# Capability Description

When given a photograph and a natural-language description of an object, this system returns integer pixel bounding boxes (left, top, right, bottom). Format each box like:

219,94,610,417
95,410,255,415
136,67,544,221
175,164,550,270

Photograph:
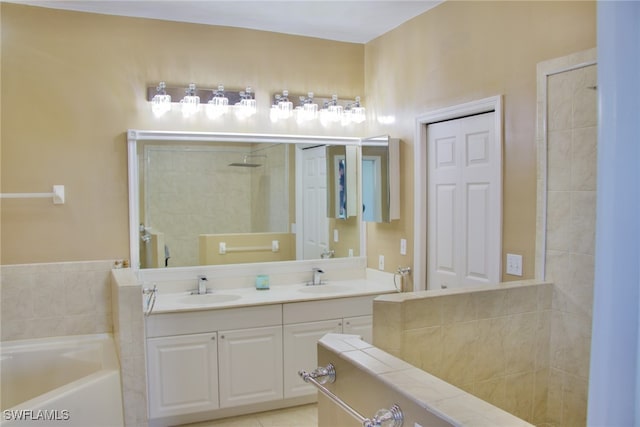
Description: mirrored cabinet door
361,136,399,223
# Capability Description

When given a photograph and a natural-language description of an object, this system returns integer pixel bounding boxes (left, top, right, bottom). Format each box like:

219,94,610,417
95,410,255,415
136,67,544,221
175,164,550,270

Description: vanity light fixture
206,85,229,119
234,87,257,119
151,82,171,117
180,83,200,117
269,91,363,125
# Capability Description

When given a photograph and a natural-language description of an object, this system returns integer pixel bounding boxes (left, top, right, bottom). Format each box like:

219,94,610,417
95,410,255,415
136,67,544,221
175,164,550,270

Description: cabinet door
218,325,283,408
283,319,343,398
343,315,373,343
147,332,218,418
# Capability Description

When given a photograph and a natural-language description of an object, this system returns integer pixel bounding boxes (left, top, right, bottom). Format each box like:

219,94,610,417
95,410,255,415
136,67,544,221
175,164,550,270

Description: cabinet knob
211,336,216,340
221,335,225,339
346,321,351,325
338,322,342,326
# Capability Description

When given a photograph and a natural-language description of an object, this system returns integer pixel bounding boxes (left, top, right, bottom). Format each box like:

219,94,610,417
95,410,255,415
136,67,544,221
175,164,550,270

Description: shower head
228,155,264,167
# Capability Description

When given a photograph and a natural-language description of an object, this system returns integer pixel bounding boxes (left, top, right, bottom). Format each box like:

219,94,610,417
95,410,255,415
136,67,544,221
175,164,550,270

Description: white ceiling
7,0,443,44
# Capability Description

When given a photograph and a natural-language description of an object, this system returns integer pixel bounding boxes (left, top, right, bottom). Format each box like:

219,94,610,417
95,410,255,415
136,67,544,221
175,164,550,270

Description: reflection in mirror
128,131,361,270
326,145,357,219
140,141,290,268
361,136,400,223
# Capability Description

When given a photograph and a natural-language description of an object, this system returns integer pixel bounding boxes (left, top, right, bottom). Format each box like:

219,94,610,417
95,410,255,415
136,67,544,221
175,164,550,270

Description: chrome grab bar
299,364,403,427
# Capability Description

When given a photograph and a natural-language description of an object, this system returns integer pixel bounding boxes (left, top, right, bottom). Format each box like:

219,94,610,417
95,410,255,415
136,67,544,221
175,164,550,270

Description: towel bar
299,363,403,427
0,185,65,204
219,240,279,254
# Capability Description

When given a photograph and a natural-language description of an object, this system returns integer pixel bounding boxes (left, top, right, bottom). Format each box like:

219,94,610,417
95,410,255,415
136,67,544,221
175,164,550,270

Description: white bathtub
1,334,124,427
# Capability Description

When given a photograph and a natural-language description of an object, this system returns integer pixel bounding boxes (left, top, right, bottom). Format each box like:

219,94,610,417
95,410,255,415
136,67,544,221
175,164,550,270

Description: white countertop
150,279,398,314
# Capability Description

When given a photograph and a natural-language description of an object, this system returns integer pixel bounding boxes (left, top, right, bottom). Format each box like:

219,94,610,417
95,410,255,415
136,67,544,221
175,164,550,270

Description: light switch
378,255,385,270
400,238,407,255
334,229,339,242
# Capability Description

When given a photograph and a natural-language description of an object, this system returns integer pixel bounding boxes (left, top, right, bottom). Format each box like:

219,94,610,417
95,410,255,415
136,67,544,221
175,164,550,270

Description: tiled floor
181,404,318,427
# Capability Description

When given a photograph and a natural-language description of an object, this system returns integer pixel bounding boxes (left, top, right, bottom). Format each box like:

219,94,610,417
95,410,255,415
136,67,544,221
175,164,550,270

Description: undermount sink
178,293,242,305
298,284,352,294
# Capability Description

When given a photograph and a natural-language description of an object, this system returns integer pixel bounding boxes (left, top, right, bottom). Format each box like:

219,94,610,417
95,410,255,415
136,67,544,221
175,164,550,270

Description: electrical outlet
348,249,353,257
506,253,523,276
378,255,385,270
400,238,407,255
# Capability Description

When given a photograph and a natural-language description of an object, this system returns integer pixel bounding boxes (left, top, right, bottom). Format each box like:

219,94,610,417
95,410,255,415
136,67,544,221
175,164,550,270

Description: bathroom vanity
144,278,395,426
126,129,402,426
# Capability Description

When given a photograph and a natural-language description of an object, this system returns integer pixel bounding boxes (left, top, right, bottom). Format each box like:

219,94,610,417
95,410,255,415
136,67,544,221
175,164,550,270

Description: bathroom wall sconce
234,87,257,119
269,91,364,125
147,83,255,119
181,83,200,117
151,82,171,117
270,90,294,122
320,94,345,125
206,85,229,119
296,92,319,123
345,97,366,124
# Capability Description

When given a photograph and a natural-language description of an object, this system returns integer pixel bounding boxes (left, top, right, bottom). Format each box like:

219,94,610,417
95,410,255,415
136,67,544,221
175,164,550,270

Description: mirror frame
127,129,361,272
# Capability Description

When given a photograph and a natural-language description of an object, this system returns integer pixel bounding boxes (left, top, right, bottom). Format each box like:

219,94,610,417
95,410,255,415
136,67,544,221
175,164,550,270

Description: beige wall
364,1,596,282
1,2,596,283
0,3,364,265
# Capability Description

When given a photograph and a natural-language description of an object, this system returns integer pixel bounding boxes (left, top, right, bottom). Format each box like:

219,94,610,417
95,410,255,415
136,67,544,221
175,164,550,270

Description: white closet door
428,112,500,289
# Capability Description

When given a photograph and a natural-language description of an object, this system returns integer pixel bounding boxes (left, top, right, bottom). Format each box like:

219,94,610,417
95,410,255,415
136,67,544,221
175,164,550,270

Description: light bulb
151,82,171,117
181,83,200,117
206,85,229,119
351,106,366,123
350,96,366,123
152,94,171,117
235,87,256,119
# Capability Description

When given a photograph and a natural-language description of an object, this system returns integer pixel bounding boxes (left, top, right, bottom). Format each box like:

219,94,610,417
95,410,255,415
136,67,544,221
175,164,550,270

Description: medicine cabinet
361,136,400,223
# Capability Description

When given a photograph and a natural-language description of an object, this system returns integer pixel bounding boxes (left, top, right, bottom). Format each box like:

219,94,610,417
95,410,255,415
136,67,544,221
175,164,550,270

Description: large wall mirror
127,130,361,270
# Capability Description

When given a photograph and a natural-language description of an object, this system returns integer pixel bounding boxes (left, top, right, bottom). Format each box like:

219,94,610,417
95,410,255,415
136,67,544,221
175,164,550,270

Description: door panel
147,333,218,418
283,319,342,398
218,326,283,408
428,112,500,289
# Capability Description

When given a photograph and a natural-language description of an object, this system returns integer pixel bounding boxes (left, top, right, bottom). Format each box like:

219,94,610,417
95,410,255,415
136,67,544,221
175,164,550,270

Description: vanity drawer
283,295,376,324
146,304,282,338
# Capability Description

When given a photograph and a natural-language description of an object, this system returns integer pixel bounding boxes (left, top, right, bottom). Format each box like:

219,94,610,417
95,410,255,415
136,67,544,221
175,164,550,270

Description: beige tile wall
111,268,147,427
0,260,115,341
544,62,597,427
318,333,534,427
373,282,552,424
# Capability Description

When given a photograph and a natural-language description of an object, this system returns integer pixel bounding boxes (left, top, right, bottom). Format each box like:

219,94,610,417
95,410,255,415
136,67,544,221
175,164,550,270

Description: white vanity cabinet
282,296,375,398
283,319,344,398
218,325,283,408
145,293,382,424
146,332,219,418
145,304,282,421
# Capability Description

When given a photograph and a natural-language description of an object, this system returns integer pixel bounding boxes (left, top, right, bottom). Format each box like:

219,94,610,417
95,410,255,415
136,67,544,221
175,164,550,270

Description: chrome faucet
321,249,335,259
310,268,325,286
194,275,209,295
